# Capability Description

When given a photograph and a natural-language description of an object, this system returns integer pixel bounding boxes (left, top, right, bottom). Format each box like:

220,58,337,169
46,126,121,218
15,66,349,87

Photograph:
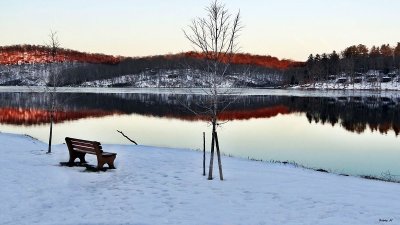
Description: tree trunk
203,132,206,176
207,121,216,180
214,131,223,180
48,113,53,154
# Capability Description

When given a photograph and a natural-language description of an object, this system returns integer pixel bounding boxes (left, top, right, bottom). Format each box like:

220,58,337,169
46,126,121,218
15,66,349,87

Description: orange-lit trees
183,0,242,180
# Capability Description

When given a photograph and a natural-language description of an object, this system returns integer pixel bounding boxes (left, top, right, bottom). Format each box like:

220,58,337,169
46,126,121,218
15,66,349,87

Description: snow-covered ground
3,86,400,99
1,132,400,225
295,80,400,91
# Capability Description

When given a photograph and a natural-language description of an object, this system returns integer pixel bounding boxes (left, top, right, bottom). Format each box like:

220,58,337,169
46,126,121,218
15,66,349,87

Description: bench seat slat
69,140,98,148
72,142,102,150
68,138,100,145
71,142,101,149
71,145,97,153
102,152,117,156
73,149,96,154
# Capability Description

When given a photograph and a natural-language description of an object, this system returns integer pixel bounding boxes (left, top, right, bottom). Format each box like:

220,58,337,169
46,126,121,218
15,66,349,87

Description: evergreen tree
329,51,340,75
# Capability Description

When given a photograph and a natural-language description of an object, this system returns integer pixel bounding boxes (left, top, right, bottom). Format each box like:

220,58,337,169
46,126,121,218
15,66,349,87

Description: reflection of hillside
0,93,290,124
0,92,399,135
0,108,119,125
161,105,291,121
219,106,290,121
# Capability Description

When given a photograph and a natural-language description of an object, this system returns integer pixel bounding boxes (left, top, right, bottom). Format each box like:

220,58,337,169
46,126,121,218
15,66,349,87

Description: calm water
1,88,400,179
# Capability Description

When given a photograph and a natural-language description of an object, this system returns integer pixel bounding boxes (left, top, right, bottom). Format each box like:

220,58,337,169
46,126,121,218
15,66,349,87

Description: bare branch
182,0,244,147
117,130,138,145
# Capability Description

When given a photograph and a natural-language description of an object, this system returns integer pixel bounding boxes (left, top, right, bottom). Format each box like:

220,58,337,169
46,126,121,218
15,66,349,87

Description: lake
1,87,400,179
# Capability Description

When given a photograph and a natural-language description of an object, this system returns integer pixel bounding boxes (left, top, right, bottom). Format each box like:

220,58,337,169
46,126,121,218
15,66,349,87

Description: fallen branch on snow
116,130,138,145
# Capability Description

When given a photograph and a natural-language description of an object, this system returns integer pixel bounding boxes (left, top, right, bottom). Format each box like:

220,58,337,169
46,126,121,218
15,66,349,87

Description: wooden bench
65,137,117,170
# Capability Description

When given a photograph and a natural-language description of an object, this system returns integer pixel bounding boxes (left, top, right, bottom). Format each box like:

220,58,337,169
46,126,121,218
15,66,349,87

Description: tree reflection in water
0,92,399,136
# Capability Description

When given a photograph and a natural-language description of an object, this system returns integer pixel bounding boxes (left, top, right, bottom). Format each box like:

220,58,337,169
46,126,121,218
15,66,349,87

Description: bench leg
68,151,87,166
68,152,77,166
97,155,116,170
97,161,105,170
107,155,116,169
78,153,87,164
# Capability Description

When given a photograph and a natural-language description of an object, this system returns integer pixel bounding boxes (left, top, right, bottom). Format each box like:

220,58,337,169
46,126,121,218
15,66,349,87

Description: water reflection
0,92,399,136
292,96,400,136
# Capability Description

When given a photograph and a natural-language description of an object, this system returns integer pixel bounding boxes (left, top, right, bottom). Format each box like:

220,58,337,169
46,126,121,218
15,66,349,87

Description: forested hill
3,43,400,88
183,52,304,70
0,45,121,65
0,44,304,88
0,45,303,70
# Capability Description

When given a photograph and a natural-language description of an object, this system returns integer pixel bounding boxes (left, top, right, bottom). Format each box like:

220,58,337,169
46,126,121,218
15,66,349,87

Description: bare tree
46,30,61,154
183,0,242,180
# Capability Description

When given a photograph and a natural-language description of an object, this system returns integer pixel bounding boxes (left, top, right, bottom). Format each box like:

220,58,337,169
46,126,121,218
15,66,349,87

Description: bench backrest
65,137,102,155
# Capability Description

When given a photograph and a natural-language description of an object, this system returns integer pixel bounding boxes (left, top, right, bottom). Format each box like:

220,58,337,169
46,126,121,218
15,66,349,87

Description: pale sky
1,0,399,61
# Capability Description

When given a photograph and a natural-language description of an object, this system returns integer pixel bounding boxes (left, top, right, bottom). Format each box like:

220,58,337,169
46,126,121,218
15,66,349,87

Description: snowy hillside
0,63,281,88
1,132,400,225
0,62,80,86
80,69,281,88
295,76,400,91
0,46,298,88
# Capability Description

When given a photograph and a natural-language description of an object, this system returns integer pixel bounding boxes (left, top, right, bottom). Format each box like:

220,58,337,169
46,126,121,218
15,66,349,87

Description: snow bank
1,132,400,225
294,80,400,91
3,86,400,99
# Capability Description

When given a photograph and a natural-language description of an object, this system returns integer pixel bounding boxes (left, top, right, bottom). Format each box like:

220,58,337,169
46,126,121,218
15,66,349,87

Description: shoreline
1,86,400,98
5,131,400,184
